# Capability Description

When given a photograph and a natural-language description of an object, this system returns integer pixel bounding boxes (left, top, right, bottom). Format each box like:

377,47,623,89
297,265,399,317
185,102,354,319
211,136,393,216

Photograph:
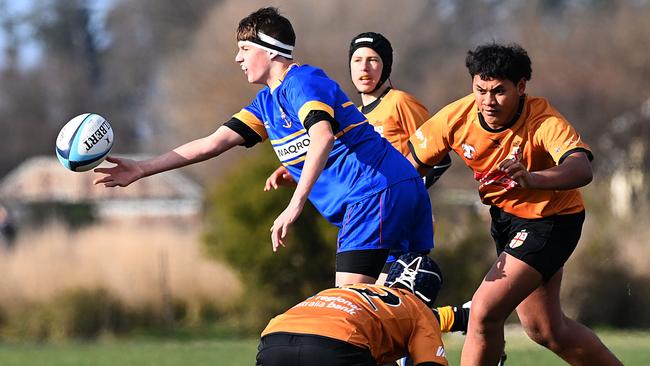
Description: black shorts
336,249,390,278
336,249,431,278
489,206,585,281
256,332,375,366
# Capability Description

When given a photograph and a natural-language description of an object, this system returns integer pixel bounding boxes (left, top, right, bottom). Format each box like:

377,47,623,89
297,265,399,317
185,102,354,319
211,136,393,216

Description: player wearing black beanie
349,32,393,93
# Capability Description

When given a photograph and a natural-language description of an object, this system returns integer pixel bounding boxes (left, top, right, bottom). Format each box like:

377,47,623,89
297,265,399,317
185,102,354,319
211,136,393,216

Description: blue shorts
336,177,434,271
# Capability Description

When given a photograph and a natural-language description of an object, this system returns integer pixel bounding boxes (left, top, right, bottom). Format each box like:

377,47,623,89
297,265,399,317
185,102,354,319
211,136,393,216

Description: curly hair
236,7,295,47
465,42,532,84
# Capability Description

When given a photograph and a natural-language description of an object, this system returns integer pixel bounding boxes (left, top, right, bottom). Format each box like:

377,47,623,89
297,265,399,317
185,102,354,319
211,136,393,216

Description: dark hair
349,32,393,91
465,42,532,84
237,7,295,47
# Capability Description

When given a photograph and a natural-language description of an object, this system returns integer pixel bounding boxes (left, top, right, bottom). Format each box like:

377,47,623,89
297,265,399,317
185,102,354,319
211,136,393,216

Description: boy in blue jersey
93,7,433,286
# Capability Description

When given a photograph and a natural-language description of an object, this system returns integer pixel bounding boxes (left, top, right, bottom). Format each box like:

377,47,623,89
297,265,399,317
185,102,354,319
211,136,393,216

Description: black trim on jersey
478,95,525,133
559,147,593,164
423,153,452,189
407,140,435,169
223,117,262,148
360,87,392,115
304,110,340,134
417,362,445,366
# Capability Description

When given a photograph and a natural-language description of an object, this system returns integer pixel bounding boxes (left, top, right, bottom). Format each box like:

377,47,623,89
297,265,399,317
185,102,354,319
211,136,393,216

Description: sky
0,0,114,69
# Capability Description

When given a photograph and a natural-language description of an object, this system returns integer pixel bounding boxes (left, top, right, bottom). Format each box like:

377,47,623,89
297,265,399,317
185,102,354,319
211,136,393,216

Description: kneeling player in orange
256,254,448,366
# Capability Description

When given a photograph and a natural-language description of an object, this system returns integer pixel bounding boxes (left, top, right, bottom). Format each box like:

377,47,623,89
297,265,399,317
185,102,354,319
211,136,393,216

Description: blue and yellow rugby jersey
227,64,419,225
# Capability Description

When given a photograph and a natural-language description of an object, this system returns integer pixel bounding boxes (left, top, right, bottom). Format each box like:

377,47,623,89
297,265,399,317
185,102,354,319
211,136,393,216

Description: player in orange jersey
265,32,451,191
348,32,451,189
408,42,622,366
256,253,448,366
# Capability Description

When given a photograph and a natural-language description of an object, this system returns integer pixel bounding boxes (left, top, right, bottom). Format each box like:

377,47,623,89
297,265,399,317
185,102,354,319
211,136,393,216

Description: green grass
0,338,258,366
0,329,647,365
442,328,650,365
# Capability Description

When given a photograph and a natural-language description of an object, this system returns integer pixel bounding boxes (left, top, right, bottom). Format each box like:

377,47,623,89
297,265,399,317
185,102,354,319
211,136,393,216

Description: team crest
280,112,292,128
509,230,528,249
461,143,476,160
508,145,522,161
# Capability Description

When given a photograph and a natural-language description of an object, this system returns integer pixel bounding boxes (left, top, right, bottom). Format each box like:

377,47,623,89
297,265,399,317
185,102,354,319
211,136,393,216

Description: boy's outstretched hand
93,156,144,187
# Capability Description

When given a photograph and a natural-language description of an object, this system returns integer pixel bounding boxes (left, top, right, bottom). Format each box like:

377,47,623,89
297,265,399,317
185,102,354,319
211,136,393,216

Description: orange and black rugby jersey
362,89,429,156
261,284,448,366
408,94,592,219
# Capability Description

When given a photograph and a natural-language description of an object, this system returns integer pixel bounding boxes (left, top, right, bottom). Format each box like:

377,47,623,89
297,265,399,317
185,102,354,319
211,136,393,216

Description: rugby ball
56,113,113,172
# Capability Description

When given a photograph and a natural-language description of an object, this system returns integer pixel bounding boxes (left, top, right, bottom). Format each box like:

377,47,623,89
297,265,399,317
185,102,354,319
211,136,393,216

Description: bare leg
375,272,388,286
516,269,623,365
461,253,542,366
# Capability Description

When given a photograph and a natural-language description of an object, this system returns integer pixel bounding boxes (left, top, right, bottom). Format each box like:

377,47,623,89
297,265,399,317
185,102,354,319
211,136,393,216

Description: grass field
0,328,647,365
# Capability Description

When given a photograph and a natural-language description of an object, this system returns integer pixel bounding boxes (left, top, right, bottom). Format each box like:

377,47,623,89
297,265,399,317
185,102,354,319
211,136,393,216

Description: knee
522,321,550,347
521,320,566,350
468,296,507,333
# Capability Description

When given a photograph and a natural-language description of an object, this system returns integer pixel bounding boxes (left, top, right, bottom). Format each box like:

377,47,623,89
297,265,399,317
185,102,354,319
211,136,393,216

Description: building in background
0,155,203,230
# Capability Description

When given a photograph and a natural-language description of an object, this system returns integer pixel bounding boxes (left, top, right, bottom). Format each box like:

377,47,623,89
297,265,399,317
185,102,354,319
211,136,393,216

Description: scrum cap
386,253,442,307
349,32,393,92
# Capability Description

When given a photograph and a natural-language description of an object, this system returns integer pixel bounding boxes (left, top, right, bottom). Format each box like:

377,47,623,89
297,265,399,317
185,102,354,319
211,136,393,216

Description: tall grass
0,221,241,339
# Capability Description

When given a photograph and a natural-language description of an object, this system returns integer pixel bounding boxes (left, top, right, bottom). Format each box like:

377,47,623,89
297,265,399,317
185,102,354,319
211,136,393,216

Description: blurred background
0,0,648,362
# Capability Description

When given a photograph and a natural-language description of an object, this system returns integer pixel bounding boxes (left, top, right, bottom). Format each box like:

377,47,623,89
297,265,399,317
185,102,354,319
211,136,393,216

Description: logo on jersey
280,112,292,129
415,129,427,148
475,169,518,191
508,145,522,161
461,143,476,160
294,294,362,315
436,346,446,357
272,133,310,165
509,230,528,249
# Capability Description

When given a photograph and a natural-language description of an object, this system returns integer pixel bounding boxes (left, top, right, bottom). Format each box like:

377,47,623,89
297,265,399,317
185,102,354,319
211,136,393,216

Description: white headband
243,31,294,59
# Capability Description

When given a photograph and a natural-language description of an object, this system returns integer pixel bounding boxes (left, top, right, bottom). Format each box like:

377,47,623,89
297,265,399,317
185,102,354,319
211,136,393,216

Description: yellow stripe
233,109,267,139
270,129,307,145
335,120,368,138
437,306,455,333
298,101,334,122
342,101,354,108
283,155,306,166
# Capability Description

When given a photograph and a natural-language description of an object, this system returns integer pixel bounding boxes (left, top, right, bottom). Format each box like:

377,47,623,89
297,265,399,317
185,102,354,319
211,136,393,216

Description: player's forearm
289,122,334,207
141,126,243,177
529,153,592,190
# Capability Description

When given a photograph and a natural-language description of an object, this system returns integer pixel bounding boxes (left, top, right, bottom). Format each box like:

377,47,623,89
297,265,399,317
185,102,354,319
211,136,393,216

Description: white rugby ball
56,113,114,172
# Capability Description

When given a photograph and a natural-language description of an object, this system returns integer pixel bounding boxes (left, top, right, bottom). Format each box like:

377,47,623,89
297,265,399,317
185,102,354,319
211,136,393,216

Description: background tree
202,144,337,332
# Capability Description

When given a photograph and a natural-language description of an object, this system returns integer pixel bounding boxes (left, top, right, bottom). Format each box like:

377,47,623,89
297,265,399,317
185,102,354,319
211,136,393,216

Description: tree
203,144,337,332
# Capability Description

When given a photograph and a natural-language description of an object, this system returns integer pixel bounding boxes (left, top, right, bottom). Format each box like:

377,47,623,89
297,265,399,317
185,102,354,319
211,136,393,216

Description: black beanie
349,32,393,92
